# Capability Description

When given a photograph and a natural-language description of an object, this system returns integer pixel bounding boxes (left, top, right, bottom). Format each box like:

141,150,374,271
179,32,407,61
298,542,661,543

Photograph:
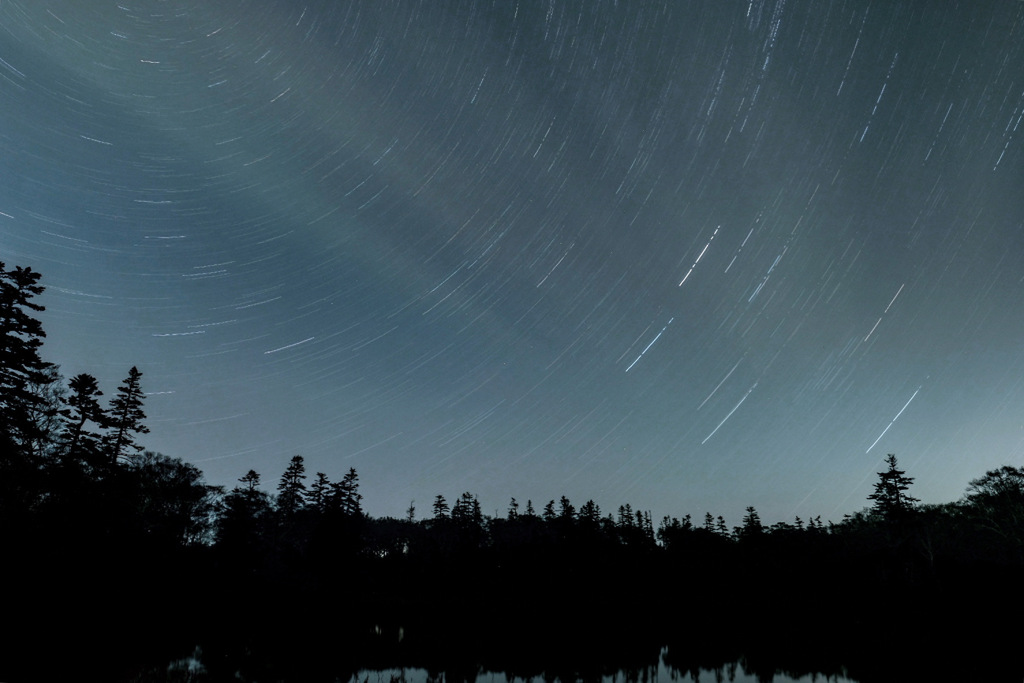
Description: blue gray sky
3,0,1023,525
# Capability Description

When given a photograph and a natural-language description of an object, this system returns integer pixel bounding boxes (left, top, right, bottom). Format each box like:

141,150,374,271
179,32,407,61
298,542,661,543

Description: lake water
167,645,858,683
345,656,858,683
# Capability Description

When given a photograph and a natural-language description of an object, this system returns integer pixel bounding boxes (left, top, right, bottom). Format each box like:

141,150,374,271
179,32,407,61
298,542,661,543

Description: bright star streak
866,386,921,453
679,226,719,286
865,283,906,341
701,382,757,444
884,283,905,313
698,358,743,410
625,318,674,372
265,337,315,354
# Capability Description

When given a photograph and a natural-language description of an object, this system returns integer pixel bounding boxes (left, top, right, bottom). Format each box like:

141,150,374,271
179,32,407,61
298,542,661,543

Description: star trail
2,0,1022,526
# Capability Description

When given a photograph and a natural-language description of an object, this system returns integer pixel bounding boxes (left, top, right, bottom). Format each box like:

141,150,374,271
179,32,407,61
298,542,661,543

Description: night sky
3,0,1022,526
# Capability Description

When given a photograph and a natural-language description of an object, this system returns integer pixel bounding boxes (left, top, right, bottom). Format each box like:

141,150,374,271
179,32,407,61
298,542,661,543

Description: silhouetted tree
104,366,149,465
964,465,1024,513
432,494,450,519
216,469,272,552
328,467,362,517
617,504,634,527
276,455,307,517
542,500,557,521
868,454,919,519
18,364,65,460
451,491,483,527
716,515,729,536
963,465,1024,550
736,506,764,540
657,514,693,549
642,510,654,541
239,469,261,492
578,500,601,526
131,451,221,546
558,495,575,521
507,497,519,520
307,472,331,512
0,262,52,454
406,499,416,523
60,373,107,465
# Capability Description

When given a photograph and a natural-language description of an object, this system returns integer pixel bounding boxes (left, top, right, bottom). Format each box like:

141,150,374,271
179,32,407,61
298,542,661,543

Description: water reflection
343,647,856,683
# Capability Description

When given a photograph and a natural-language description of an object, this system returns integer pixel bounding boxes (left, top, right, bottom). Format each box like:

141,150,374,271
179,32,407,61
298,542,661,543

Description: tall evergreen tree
0,263,52,454
578,499,601,525
239,468,261,492
868,454,919,519
716,515,729,536
276,455,307,517
617,503,634,527
328,467,362,517
558,495,575,521
507,497,519,520
18,364,66,460
307,472,331,512
216,469,271,550
451,491,482,527
736,506,764,539
104,366,149,465
641,510,655,541
61,373,106,464
432,494,449,519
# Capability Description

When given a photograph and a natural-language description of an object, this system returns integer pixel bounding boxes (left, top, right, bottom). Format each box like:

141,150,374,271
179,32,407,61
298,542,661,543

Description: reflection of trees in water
344,647,853,683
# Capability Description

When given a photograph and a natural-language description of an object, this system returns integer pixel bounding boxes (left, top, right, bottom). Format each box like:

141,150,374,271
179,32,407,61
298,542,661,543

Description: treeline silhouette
3,260,1023,682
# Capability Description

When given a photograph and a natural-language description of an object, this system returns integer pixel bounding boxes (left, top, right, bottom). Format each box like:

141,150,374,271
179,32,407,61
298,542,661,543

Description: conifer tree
642,510,655,540
507,497,519,520
307,472,331,512
868,454,919,519
216,469,271,549
558,495,575,520
432,494,449,519
578,499,601,525
716,515,729,536
328,467,362,517
19,364,66,460
737,506,764,539
617,503,634,527
0,263,52,453
104,366,149,465
61,373,107,464
239,469,261,493
276,455,307,516
451,491,482,527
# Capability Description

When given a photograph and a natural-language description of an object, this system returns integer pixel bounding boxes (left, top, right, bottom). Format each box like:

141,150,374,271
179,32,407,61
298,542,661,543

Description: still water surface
335,647,858,683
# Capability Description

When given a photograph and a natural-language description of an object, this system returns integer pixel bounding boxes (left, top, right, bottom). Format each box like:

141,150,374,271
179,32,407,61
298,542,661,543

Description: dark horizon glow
2,0,1022,526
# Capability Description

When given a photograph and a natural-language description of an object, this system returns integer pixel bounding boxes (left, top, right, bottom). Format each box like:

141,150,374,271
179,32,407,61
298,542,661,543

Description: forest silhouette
2,261,1023,682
